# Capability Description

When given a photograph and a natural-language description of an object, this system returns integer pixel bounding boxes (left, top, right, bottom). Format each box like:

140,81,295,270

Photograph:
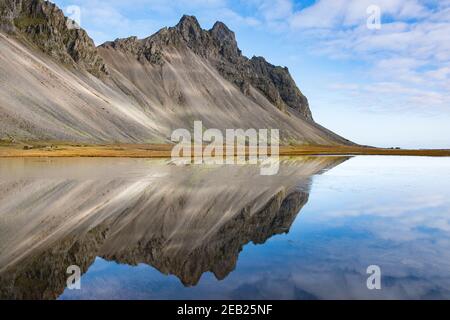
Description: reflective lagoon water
1,156,450,300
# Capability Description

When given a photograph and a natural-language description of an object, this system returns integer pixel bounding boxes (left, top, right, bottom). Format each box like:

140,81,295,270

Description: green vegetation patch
14,16,46,29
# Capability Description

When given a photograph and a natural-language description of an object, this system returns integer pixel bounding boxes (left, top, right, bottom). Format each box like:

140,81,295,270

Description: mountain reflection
0,157,348,299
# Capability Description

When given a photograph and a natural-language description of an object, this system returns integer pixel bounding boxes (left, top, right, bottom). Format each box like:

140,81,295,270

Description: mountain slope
0,1,353,145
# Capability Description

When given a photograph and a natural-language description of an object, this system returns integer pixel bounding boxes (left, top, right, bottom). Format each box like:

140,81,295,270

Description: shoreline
1,143,449,158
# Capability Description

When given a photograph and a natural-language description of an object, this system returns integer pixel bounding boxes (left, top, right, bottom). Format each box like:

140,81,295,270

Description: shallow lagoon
1,156,449,300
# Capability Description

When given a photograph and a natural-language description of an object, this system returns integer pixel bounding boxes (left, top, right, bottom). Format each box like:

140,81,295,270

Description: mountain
0,0,353,145
0,0,107,76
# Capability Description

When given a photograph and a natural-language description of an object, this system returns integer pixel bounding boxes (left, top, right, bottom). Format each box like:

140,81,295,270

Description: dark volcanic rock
100,15,313,120
0,0,108,77
249,56,312,119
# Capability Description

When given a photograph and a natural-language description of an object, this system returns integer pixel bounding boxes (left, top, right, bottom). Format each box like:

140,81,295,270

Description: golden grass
0,142,449,158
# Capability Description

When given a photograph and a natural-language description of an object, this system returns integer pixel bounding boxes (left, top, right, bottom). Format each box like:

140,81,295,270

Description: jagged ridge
101,15,313,120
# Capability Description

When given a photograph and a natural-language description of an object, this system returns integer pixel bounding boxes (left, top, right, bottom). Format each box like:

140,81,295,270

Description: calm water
1,156,450,300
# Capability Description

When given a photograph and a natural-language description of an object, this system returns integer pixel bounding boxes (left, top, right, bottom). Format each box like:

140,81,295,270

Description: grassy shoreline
0,143,449,158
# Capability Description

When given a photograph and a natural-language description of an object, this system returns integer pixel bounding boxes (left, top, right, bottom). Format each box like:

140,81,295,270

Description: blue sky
52,0,450,148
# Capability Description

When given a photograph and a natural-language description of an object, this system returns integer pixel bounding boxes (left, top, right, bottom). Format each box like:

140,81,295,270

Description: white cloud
257,0,293,21
426,66,450,80
290,0,428,29
266,0,450,113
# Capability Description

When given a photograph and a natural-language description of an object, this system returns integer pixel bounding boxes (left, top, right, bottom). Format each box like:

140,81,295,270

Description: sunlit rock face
0,157,348,299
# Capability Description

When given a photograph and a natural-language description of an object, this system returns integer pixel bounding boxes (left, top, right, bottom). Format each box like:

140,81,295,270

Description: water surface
0,156,449,300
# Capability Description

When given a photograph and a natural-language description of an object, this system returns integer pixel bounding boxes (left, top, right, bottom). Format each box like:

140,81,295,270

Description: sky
52,0,450,148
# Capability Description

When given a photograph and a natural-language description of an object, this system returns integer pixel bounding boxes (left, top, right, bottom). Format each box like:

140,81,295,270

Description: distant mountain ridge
0,0,353,145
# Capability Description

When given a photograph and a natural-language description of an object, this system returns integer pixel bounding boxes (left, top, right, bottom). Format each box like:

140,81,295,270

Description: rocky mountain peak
176,15,203,42
210,21,234,42
0,0,108,77
99,14,313,120
210,21,240,57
